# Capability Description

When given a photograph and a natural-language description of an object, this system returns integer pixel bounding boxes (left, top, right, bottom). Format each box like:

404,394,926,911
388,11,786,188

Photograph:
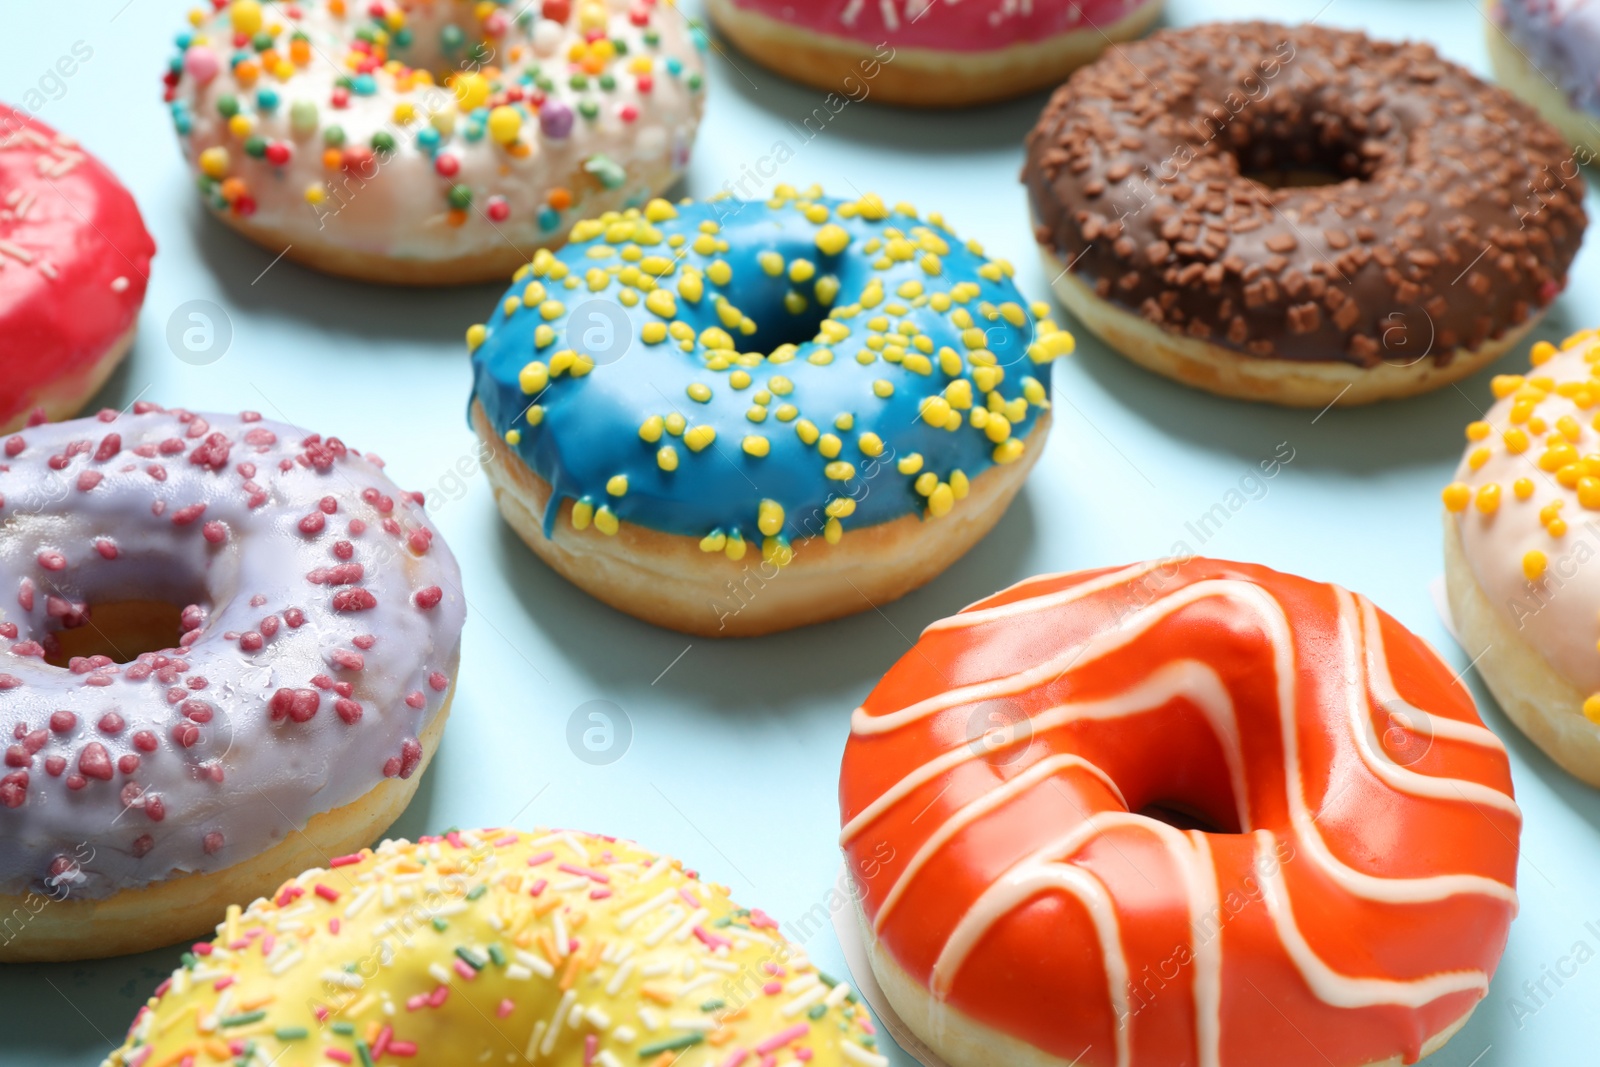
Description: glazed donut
1023,21,1586,408
705,0,1163,109
0,405,465,961
840,558,1520,1067
1,105,154,433
468,187,1071,637
1489,1,1600,158
166,0,706,285
1441,332,1600,788
103,827,889,1067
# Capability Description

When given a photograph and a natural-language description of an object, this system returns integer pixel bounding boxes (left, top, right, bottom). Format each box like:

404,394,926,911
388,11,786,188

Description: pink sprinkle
748,909,779,930
262,934,275,957
584,1033,598,1066
860,1018,876,1036
762,982,782,996
678,887,701,907
329,918,341,934
193,942,214,956
694,925,731,950
755,1025,809,1055
454,958,477,980
526,851,555,867
429,984,449,1007
387,1041,417,1057
590,887,612,901
325,1050,353,1064
171,502,207,526
372,1026,393,1059
796,1050,813,1061
720,1053,750,1067
37,550,66,571
498,998,516,1019
214,976,235,991
330,853,363,867
560,863,610,884
314,883,339,902
405,993,428,1011
494,834,520,847
529,879,548,897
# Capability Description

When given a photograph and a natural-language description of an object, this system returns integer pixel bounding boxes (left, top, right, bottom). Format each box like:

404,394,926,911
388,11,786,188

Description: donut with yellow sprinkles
468,186,1073,637
1442,330,1600,789
103,828,888,1067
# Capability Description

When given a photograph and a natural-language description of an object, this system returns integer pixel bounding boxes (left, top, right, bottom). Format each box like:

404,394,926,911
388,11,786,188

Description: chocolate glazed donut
1023,21,1587,407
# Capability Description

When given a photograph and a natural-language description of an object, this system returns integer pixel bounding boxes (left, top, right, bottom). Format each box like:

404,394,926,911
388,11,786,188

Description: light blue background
1,1,1594,1062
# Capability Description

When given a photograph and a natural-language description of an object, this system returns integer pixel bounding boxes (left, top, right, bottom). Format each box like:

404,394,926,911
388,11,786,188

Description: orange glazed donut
839,558,1520,1067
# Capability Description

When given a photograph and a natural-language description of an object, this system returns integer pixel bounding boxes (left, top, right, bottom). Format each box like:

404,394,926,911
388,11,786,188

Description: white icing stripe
1334,590,1520,817
1357,596,1512,755
871,753,1122,931
1253,833,1489,1008
934,853,1131,1067
922,560,1167,634
1185,832,1223,1067
856,576,1238,737
840,661,1209,844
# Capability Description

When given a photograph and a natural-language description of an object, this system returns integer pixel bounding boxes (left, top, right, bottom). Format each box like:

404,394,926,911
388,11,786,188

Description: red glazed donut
705,0,1165,108
0,105,154,433
839,559,1519,1067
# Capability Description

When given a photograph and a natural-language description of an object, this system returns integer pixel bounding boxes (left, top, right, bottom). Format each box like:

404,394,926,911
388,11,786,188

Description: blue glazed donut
467,186,1074,635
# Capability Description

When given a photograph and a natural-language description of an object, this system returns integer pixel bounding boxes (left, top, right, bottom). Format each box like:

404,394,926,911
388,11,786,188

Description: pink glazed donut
0,404,465,962
705,0,1165,107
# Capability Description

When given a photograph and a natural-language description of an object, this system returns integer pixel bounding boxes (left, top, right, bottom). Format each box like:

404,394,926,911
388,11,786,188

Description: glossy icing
166,0,705,262
0,406,465,900
1445,333,1600,703
104,828,888,1067
469,188,1071,561
720,0,1156,53
839,559,1519,1067
0,104,154,429
1496,0,1600,117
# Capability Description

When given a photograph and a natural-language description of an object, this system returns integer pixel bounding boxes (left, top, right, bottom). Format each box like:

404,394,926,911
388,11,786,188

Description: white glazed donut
0,405,466,961
164,0,708,284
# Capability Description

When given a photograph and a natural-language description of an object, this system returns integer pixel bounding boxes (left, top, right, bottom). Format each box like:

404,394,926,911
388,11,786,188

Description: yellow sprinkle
725,531,747,561
687,383,712,403
519,362,549,394
646,289,678,319
814,276,840,305
898,453,923,475
641,321,668,345
707,260,733,286
742,435,770,458
466,323,487,351
594,506,619,536
788,259,816,283
504,429,522,445
657,445,679,471
920,397,952,427
808,348,834,366
539,300,566,321
758,251,785,276
1513,477,1535,500
858,432,884,457
795,419,820,446
639,415,664,442
993,438,1025,464
758,499,784,537
927,482,954,517
815,224,851,256
826,497,857,518
914,472,938,496
684,425,716,452
1531,340,1558,366
699,531,727,553
1524,550,1548,581
950,470,969,499
571,500,594,530
606,475,628,497
984,414,1012,443
818,434,842,459
1475,483,1502,513
825,461,855,481
824,518,843,544
1465,421,1491,442
645,198,678,222
526,405,544,427
1467,447,1491,470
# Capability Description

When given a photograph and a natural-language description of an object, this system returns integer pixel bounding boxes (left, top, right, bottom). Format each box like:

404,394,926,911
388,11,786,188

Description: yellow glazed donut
1443,332,1600,787
103,828,889,1067
165,0,707,285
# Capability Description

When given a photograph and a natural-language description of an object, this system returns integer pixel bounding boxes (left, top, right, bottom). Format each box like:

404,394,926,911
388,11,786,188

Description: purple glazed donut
0,403,465,961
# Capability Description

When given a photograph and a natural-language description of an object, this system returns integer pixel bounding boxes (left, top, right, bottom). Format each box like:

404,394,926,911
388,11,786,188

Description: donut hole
1230,103,1385,190
1136,800,1236,835
742,294,834,356
43,600,189,668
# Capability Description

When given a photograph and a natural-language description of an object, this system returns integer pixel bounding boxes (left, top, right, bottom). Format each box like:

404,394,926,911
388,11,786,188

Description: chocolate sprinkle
1023,21,1586,366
